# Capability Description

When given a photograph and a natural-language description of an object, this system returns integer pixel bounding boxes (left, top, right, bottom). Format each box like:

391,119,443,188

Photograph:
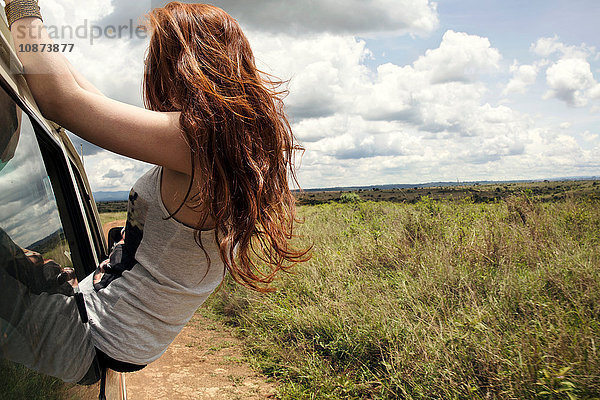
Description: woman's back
80,166,225,365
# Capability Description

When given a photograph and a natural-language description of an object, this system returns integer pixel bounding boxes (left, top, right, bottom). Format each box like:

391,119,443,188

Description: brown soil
102,219,126,240
125,314,276,400
99,220,276,400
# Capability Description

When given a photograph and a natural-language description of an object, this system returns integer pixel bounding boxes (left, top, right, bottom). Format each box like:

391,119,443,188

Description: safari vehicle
0,15,126,400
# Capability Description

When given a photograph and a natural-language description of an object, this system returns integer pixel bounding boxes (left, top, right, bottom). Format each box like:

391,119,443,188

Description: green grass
206,195,600,399
0,360,74,400
99,211,127,226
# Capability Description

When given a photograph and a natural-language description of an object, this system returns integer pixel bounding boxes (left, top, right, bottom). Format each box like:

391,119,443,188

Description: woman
3,0,308,386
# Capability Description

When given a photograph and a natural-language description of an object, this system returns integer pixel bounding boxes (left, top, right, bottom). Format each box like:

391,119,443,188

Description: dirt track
102,220,276,399
125,313,276,399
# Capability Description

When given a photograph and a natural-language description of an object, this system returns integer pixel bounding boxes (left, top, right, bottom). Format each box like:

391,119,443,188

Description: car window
0,91,72,267
0,86,105,398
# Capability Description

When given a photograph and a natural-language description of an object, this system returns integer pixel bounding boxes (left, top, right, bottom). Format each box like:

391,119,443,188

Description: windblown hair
143,2,309,292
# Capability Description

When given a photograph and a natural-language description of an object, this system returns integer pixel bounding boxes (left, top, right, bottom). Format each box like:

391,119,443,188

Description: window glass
0,88,101,397
0,90,71,267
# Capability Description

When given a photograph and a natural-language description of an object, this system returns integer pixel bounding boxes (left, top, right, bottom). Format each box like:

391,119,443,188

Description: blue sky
366,1,599,65
39,0,600,191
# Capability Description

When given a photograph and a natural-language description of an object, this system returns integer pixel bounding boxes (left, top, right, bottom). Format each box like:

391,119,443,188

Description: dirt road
125,313,276,399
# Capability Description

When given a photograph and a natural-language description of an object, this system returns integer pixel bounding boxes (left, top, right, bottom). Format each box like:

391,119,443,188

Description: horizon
93,175,600,199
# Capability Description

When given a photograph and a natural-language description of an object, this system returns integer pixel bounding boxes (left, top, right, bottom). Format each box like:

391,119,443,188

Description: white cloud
355,62,423,122
84,152,152,192
100,0,439,37
502,61,538,96
413,30,501,84
559,122,572,129
294,115,360,143
256,30,502,125
544,58,599,107
542,134,581,158
531,36,595,59
589,83,600,101
530,36,600,108
242,28,600,188
582,131,599,142
41,0,112,23
246,30,561,187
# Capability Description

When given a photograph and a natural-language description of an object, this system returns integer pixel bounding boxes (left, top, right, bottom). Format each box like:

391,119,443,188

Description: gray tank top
80,166,225,365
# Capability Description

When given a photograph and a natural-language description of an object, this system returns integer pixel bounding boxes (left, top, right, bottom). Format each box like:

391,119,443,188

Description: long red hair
143,2,309,291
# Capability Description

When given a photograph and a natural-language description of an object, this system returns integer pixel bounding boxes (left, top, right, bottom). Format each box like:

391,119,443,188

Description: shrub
339,192,361,203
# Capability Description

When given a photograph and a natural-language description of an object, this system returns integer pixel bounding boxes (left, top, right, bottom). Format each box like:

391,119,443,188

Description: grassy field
99,211,127,226
295,180,600,205
91,183,600,398
97,180,600,210
202,193,600,399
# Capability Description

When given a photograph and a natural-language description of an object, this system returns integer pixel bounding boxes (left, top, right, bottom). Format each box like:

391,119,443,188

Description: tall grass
207,195,600,399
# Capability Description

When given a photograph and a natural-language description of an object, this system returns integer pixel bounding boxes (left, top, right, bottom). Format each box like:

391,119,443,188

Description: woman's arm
8,16,191,174
63,55,104,96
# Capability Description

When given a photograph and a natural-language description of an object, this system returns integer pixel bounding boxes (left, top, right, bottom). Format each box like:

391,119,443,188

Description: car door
0,18,126,400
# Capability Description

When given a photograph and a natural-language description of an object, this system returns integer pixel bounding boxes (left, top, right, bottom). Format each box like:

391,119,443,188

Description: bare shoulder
160,167,215,230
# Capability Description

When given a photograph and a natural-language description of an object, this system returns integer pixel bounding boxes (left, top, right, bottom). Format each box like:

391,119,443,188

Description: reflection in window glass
0,92,71,267
0,89,99,398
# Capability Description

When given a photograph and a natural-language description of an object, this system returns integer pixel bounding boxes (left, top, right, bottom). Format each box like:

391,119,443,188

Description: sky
37,0,600,191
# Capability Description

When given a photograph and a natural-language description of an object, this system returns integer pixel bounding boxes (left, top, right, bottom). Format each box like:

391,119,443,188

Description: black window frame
70,159,107,263
0,76,103,280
